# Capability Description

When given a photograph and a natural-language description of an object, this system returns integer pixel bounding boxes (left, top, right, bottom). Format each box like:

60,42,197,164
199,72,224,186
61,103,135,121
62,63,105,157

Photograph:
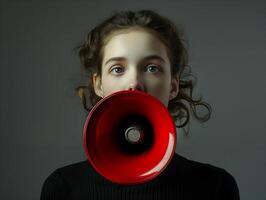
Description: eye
110,65,125,75
145,64,161,73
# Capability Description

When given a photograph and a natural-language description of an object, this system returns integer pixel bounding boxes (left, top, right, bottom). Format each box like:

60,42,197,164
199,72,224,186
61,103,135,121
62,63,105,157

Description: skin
93,29,179,107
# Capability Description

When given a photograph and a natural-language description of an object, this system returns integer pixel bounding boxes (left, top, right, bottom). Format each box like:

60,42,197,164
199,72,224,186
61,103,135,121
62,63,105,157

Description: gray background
1,0,265,199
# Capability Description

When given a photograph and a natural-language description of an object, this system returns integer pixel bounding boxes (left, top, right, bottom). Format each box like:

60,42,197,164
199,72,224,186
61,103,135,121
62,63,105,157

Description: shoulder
174,154,236,180
41,160,89,200
172,154,229,177
55,160,90,180
184,156,231,177
172,154,240,199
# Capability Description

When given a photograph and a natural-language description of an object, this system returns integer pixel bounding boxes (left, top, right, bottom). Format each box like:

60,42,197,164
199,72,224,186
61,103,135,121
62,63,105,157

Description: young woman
41,10,240,200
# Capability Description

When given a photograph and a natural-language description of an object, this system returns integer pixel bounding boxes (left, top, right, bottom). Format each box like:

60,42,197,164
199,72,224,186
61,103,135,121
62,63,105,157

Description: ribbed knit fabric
40,154,239,200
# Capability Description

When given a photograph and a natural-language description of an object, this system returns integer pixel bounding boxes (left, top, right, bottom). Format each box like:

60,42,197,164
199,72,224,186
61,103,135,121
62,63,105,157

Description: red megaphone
83,90,176,185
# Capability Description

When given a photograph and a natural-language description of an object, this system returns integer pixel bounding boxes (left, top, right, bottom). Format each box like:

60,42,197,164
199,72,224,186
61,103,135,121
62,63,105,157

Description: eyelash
145,65,161,73
109,64,162,75
110,66,125,74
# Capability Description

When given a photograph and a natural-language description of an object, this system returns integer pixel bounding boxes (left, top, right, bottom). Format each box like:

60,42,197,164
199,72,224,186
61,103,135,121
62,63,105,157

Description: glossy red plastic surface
83,90,176,185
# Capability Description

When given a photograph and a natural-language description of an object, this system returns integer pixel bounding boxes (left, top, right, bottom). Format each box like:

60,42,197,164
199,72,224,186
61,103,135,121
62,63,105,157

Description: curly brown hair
75,9,211,135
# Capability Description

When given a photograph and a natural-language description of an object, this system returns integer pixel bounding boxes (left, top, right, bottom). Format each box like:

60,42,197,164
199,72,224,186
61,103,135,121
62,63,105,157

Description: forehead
102,29,170,64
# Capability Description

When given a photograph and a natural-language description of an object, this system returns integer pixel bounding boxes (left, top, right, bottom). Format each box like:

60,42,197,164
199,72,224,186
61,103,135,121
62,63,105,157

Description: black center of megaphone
117,114,154,154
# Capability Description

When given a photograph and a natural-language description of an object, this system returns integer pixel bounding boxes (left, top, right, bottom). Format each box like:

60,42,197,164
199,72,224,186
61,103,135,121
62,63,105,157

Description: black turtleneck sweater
40,154,239,200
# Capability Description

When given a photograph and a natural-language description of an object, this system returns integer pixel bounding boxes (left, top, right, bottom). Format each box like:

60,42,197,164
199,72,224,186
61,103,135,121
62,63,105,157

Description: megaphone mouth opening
83,90,177,185
117,114,154,154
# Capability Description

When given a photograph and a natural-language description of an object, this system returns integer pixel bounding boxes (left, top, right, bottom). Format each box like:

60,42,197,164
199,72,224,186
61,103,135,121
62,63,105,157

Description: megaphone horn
83,90,176,185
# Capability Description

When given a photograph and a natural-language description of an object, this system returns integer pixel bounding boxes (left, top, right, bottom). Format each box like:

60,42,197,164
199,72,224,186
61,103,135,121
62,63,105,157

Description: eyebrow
104,55,166,66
